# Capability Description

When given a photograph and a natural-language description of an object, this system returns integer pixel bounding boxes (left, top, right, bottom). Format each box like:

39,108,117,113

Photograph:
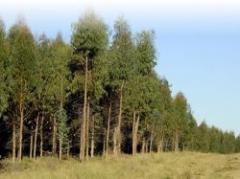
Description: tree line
0,12,239,161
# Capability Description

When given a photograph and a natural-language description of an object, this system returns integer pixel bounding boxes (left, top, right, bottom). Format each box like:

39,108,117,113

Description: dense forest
0,12,240,161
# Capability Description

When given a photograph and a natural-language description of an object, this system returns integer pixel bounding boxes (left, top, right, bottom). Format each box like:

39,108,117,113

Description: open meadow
1,152,240,179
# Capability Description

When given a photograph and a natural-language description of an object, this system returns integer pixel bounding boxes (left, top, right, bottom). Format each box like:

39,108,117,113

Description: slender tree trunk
33,115,39,159
40,115,44,157
174,130,179,152
132,111,140,155
59,82,64,160
171,136,175,151
29,134,33,159
18,98,24,161
80,56,88,161
113,128,117,156
150,130,154,153
157,136,164,153
85,100,90,160
103,133,106,156
145,140,149,153
116,81,124,155
106,102,111,155
67,141,70,159
90,115,95,158
132,111,136,155
12,121,16,162
52,117,57,155
141,138,145,153
191,136,194,151
59,138,62,160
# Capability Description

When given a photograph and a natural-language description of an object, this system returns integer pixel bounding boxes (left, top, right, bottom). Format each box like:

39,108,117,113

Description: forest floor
0,152,240,179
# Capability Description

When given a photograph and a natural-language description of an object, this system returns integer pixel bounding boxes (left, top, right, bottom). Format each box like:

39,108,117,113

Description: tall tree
0,20,9,115
129,30,156,155
33,34,52,158
8,21,37,160
49,33,71,159
110,17,135,155
71,12,108,160
172,92,188,152
195,121,210,152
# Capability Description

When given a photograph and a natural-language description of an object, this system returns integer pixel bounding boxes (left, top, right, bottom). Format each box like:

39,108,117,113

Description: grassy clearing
0,152,240,179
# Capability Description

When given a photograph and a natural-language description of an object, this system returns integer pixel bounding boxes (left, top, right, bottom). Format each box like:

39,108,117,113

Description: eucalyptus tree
181,110,198,151
8,21,37,160
71,12,108,160
0,20,12,160
109,18,135,155
90,50,110,157
49,33,71,159
195,121,210,152
139,73,169,153
33,34,52,158
128,30,156,155
124,76,145,155
172,92,188,152
208,127,222,153
156,79,173,152
221,131,236,154
0,20,9,116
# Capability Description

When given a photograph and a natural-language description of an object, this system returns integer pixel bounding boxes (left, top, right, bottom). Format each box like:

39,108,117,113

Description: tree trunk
67,141,70,159
157,136,164,153
12,121,16,162
90,115,95,158
18,99,24,161
141,138,145,153
150,130,154,153
40,115,44,157
29,134,33,159
85,100,90,160
103,133,106,156
52,117,57,155
116,81,124,155
191,136,194,151
33,115,39,159
106,102,111,155
132,111,140,155
174,130,179,152
145,140,149,153
59,138,62,160
80,55,88,161
113,128,117,156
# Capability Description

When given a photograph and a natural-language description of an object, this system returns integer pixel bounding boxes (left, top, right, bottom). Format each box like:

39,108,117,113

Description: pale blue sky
1,0,240,134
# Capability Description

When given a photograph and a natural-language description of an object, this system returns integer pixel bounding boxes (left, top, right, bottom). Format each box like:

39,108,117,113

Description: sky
0,0,240,134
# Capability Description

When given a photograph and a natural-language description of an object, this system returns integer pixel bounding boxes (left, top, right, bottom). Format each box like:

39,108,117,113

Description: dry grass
1,152,240,179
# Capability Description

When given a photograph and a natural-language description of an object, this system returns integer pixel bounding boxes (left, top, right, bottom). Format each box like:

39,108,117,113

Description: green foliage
34,34,53,111
109,17,135,89
70,11,108,99
71,11,108,58
48,33,71,106
0,20,9,115
7,20,37,103
136,30,156,75
55,107,69,150
172,92,188,131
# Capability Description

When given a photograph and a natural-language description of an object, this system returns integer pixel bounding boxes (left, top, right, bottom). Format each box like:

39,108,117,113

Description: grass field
1,152,240,179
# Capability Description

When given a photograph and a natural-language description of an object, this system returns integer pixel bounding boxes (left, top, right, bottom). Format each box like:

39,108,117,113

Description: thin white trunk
33,115,39,159
80,56,88,161
90,115,95,158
